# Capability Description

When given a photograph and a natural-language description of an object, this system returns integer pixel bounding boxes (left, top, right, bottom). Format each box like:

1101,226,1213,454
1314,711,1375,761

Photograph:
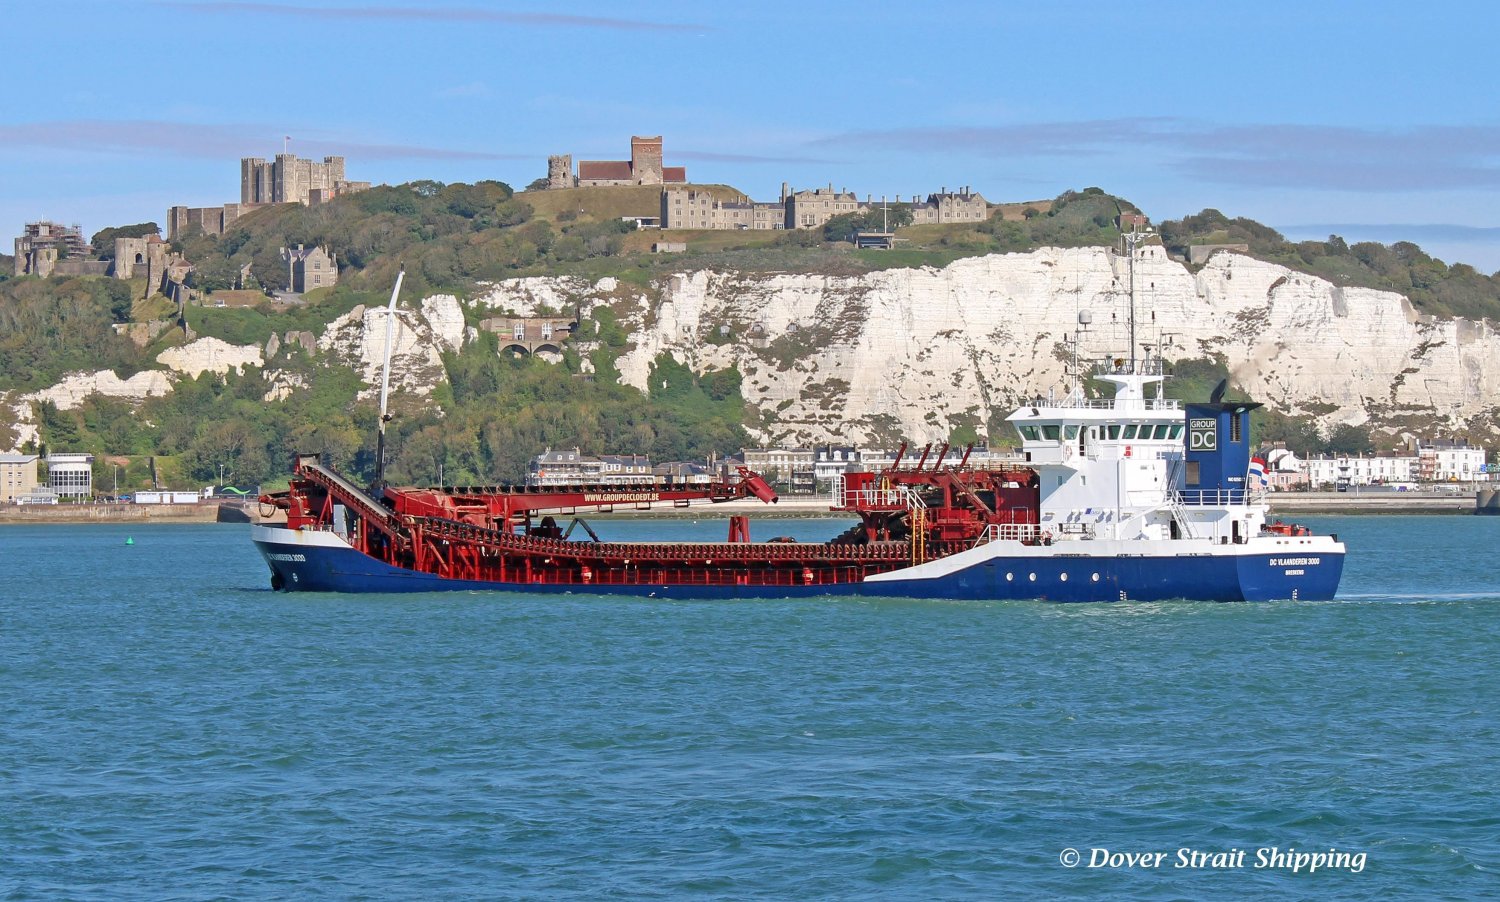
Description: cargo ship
252,271,1344,601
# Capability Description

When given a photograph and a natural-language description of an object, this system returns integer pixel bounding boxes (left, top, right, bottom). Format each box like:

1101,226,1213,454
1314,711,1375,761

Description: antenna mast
1126,231,1138,374
1122,225,1155,375
374,268,405,487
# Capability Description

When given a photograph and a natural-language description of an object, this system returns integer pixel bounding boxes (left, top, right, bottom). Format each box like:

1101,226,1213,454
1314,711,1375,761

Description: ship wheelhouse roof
1008,394,1185,448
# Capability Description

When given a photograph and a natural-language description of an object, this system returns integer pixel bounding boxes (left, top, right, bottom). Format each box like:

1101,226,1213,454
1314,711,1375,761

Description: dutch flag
1248,456,1269,488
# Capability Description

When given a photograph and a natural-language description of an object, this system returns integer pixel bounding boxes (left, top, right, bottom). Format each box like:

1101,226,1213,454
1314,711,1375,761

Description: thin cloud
811,119,1500,193
0,120,520,161
673,149,840,165
157,2,709,33
810,118,1179,157
1281,223,1500,242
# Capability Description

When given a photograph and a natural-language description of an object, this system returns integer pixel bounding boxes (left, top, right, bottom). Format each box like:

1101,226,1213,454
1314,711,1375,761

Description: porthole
1029,573,1037,582
1091,573,1100,582
1006,573,1014,581
1060,573,1069,582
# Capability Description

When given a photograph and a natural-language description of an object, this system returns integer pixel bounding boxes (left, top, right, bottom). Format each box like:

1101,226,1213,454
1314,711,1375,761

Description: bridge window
1106,424,1121,440
1017,425,1040,441
1064,425,1080,440
1152,424,1171,440
1122,425,1139,440
1041,424,1061,441
1170,424,1183,439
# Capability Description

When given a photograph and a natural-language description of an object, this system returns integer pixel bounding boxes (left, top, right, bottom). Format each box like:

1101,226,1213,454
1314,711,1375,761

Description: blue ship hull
252,526,1343,602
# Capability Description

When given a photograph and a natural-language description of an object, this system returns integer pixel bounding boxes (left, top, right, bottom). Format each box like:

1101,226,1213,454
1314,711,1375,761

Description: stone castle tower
113,234,173,298
240,154,350,205
630,136,664,185
547,154,574,189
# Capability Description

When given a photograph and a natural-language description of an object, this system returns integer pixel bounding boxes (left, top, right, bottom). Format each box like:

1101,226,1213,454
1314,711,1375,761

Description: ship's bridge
1008,373,1184,467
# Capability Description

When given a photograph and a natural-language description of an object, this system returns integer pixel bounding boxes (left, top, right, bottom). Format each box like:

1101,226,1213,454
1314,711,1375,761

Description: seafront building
45,452,94,499
0,453,40,503
1298,440,1487,488
1418,439,1486,482
527,449,654,487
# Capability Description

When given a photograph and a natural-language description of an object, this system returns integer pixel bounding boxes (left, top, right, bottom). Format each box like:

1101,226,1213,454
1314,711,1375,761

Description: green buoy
125,537,134,545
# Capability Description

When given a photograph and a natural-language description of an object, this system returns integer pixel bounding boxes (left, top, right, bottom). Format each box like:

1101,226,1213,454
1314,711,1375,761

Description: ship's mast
374,269,405,487
1127,235,1136,373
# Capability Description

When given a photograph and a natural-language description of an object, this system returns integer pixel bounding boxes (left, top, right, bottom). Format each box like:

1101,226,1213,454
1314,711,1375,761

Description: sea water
1,515,1497,900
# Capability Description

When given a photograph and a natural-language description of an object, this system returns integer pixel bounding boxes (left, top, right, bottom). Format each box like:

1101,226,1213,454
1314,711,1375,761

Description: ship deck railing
1055,397,1183,411
973,522,1040,546
1175,489,1255,506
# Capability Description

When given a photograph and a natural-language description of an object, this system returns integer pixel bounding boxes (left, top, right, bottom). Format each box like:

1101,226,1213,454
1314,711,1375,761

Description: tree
91,222,161,260
103,279,134,322
1325,423,1372,455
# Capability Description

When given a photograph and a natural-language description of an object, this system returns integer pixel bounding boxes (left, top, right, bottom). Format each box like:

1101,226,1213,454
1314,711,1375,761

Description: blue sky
7,1,1500,269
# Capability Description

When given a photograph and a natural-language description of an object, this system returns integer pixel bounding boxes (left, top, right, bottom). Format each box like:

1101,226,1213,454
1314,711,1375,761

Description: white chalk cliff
8,247,1499,450
604,246,1500,443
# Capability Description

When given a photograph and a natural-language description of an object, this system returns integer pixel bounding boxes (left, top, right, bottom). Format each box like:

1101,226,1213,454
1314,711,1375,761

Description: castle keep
240,154,367,205
168,152,369,240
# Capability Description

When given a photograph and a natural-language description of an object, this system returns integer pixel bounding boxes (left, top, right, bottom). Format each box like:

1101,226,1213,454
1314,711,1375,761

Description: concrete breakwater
0,502,285,525
1268,491,1476,515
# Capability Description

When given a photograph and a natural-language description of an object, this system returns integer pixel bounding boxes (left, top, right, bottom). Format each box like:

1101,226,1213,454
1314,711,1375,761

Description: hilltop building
784,184,863,230
908,187,990,225
166,204,255,242
658,184,992,233
241,154,368,205
168,152,369,240
548,136,688,188
12,222,107,277
110,233,192,299
660,188,785,230
281,244,338,293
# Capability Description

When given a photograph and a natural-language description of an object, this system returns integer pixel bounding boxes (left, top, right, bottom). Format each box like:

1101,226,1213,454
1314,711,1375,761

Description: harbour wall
0,502,285,525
